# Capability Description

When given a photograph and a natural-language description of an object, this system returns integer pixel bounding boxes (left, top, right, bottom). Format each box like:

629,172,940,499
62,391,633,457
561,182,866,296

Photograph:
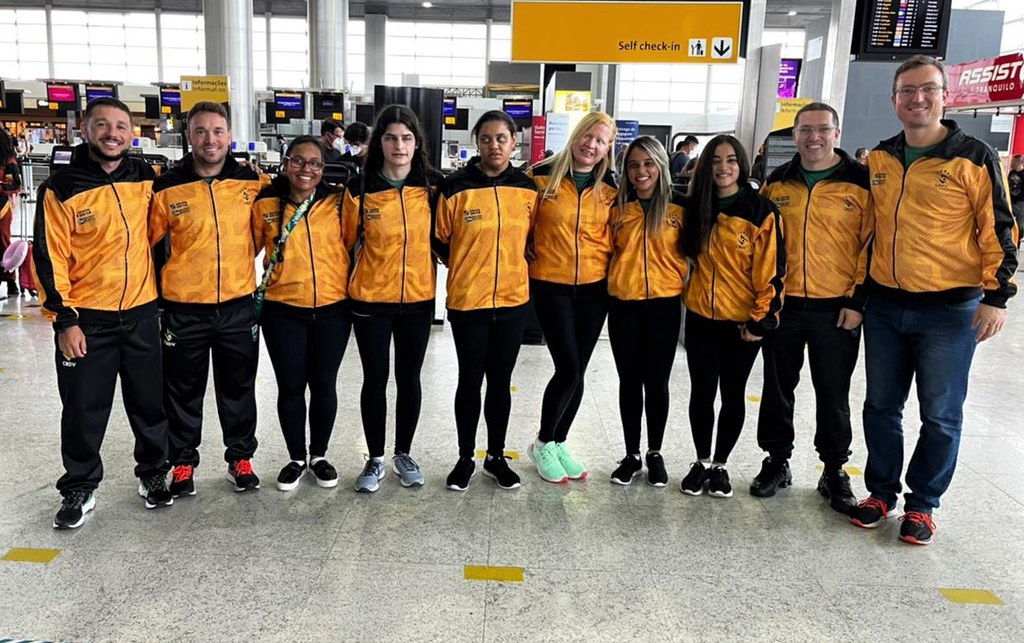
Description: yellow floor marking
815,464,863,476
939,588,1004,605
2,547,61,564
509,386,517,393
464,565,524,582
746,395,761,402
475,450,520,460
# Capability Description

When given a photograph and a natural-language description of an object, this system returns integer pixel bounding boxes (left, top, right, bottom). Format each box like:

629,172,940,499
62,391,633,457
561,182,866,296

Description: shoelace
141,474,167,492
900,511,935,531
537,445,560,465
62,489,91,509
858,496,889,514
393,454,419,473
172,465,193,482
233,460,255,476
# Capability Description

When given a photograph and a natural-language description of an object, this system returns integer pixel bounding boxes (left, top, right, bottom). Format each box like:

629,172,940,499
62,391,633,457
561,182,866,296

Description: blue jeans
862,296,980,514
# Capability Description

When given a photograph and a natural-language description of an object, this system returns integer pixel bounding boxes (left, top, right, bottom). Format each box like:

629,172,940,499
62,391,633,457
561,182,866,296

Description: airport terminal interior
2,0,1024,641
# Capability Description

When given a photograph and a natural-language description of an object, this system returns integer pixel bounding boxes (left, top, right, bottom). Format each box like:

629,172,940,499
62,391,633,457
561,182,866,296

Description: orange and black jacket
342,169,437,314
683,188,786,334
761,148,872,312
607,194,688,301
150,154,270,310
434,158,538,314
867,119,1017,307
0,193,10,221
251,175,351,310
527,164,618,287
33,143,158,330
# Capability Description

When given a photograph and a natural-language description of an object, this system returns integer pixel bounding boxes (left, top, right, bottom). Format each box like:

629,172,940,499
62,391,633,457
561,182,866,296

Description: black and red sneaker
169,464,196,498
227,459,260,492
899,511,935,545
849,496,895,529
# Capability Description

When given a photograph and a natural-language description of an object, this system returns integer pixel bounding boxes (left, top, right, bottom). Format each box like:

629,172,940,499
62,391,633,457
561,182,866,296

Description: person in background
1006,154,1024,248
525,112,617,483
35,98,172,529
434,110,538,492
854,147,869,165
679,134,785,499
606,136,689,487
0,130,22,296
252,135,353,493
342,106,438,492
149,101,270,498
751,102,871,515
670,135,699,177
850,55,1017,545
321,118,345,162
339,121,370,170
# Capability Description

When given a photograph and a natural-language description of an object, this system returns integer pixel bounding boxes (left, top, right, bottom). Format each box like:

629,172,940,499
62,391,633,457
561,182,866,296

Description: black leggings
532,280,608,443
352,307,433,457
607,297,681,455
684,310,762,464
450,312,526,458
261,305,351,461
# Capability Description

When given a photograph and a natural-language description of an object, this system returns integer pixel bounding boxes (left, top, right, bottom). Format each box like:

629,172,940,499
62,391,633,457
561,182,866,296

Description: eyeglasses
285,156,324,171
795,126,837,138
894,84,946,99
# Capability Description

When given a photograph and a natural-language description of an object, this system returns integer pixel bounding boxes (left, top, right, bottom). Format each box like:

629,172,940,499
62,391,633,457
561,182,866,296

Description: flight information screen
855,0,951,61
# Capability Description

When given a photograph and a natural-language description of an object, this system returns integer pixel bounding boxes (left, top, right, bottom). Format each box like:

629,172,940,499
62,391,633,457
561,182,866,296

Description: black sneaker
53,490,95,529
707,465,733,498
610,455,643,485
483,455,522,490
446,457,476,491
749,456,792,497
169,464,196,498
645,452,669,487
817,468,858,514
277,461,307,492
138,473,174,509
899,511,935,545
227,459,260,492
309,459,339,489
849,496,896,529
680,462,710,496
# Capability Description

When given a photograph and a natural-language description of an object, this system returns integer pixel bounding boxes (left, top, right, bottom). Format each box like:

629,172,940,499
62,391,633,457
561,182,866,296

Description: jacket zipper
208,181,223,306
492,183,502,309
399,187,408,305
891,155,909,289
111,181,129,319
574,180,582,287
304,210,318,318
802,183,812,298
641,203,650,299
708,225,717,320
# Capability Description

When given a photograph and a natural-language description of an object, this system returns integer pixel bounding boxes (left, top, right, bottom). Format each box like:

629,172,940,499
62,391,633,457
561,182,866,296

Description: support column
203,0,255,141
309,0,349,91
823,0,857,123
735,0,767,159
45,3,55,78
365,12,387,92
265,12,272,87
155,8,164,82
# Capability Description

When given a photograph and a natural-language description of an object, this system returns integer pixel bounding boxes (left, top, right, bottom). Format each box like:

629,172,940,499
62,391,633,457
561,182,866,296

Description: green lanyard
253,192,316,318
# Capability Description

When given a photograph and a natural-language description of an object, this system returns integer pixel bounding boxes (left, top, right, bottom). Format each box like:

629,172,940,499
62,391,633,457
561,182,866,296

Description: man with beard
149,101,269,497
34,97,172,529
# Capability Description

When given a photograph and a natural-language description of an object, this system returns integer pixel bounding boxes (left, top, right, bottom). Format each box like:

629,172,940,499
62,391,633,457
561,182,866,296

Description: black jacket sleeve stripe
760,207,787,331
982,151,1019,306
32,182,76,330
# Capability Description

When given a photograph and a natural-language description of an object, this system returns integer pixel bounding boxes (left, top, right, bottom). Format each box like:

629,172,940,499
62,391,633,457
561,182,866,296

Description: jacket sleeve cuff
981,291,1008,309
841,296,864,313
52,315,79,332
745,319,767,337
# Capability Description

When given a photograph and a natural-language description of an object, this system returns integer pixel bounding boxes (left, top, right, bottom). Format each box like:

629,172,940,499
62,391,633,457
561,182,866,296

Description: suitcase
19,241,36,297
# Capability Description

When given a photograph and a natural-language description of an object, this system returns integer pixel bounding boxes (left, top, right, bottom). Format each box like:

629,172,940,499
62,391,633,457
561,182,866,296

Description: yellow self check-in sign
512,1,744,64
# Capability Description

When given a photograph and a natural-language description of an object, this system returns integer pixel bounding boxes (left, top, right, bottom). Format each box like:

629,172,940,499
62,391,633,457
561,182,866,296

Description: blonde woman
525,113,617,483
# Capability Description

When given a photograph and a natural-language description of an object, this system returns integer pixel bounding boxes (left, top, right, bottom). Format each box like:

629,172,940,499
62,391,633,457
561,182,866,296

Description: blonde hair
617,136,672,235
532,112,617,202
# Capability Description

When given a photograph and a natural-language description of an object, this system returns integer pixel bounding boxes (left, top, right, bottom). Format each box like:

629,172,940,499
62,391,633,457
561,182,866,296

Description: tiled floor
1,200,1022,641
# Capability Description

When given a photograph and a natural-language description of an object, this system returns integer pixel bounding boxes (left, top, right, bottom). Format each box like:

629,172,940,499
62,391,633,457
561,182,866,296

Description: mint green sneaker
554,442,588,480
527,441,568,483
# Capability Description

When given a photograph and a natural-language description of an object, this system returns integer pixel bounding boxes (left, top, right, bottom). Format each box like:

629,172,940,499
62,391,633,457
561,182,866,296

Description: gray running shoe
391,453,425,487
355,458,387,493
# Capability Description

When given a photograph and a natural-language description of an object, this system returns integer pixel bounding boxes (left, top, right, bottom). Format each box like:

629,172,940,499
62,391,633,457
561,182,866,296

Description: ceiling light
422,2,433,7
788,10,797,16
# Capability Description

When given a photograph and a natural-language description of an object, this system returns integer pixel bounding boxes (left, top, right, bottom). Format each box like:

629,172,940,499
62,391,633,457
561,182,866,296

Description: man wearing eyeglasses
149,101,271,498
849,55,1017,545
751,102,871,515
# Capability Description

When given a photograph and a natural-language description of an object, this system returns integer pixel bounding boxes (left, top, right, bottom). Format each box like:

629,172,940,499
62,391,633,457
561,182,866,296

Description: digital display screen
854,0,951,60
312,92,345,120
53,150,73,165
47,84,77,103
160,87,181,107
778,59,801,99
0,91,24,115
443,97,457,117
85,85,117,102
275,91,304,113
502,99,533,127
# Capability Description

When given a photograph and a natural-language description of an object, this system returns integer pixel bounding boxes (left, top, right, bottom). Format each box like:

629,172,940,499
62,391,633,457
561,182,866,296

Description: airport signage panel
180,75,230,111
946,53,1024,108
511,1,743,64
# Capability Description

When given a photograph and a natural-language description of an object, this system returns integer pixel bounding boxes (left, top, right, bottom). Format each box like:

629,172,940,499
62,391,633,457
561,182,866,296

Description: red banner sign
530,115,547,165
946,52,1024,108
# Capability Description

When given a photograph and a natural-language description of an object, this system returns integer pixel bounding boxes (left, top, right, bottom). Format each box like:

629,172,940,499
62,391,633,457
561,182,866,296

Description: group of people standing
35,54,1016,548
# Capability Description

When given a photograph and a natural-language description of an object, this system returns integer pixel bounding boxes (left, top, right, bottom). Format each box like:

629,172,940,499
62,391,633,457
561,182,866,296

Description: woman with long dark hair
0,130,22,297
606,136,689,487
679,134,785,498
251,135,353,492
525,112,617,483
342,105,438,492
434,110,538,491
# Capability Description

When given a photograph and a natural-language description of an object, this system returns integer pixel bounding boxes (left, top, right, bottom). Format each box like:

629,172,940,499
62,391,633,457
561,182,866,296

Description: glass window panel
163,28,202,49
618,65,635,81
633,66,669,82
17,43,49,62
632,100,670,112
0,9,13,22
452,57,483,76
387,21,415,37
88,12,124,27
669,101,708,114
492,24,511,40
387,55,417,76
52,25,83,43
126,13,155,28
460,38,487,57
711,63,745,83
708,82,741,103
416,22,452,38
91,45,128,66
20,61,50,78
53,43,90,62
18,24,49,43
253,68,269,90
490,40,511,61
275,69,307,87
669,65,708,82
423,38,454,56
416,56,453,75
125,28,157,47
15,9,47,25
349,20,365,36
389,36,417,56
52,10,87,25
451,75,485,86
275,52,308,71
632,81,669,98
126,65,159,84
54,62,92,78
271,17,307,35
90,64,125,81
453,23,486,38
347,34,365,55
349,54,365,72
161,13,199,29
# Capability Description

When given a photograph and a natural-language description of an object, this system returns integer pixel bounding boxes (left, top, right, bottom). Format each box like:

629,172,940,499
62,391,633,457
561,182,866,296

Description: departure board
853,0,951,61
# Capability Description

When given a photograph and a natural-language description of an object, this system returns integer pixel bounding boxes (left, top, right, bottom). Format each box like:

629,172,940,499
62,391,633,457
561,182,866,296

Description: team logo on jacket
263,211,281,226
842,195,856,212
163,327,177,347
737,232,749,250
170,201,191,217
871,172,886,186
667,213,682,229
241,188,252,204
936,170,951,188
364,207,382,221
464,208,483,223
76,209,95,227
773,195,790,208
